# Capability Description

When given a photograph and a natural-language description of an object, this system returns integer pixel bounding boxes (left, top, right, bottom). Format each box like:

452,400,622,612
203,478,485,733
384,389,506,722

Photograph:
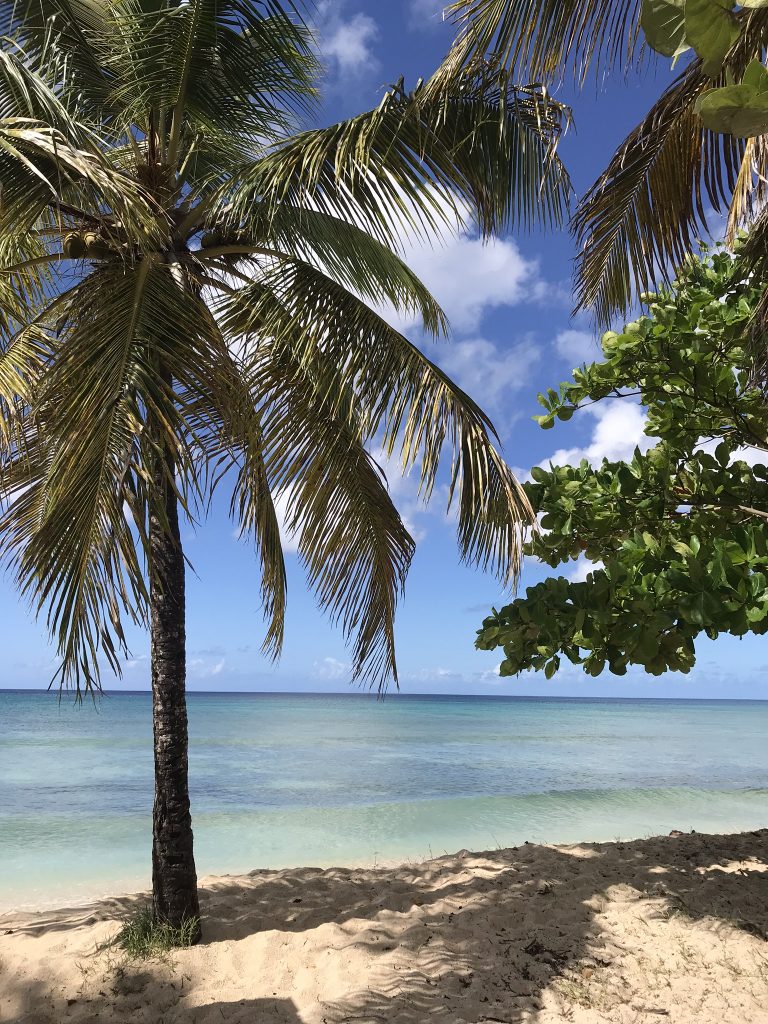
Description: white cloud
545,399,653,467
272,488,301,555
733,446,768,467
568,557,605,582
392,233,543,334
696,436,768,468
437,335,541,419
409,0,447,28
315,3,379,81
232,487,301,555
477,662,503,681
189,656,226,678
555,329,597,367
313,656,350,680
374,450,435,544
272,467,438,555
407,666,464,683
404,663,510,685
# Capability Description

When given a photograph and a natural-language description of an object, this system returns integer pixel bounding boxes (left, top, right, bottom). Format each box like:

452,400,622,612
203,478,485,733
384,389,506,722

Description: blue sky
1,0,765,698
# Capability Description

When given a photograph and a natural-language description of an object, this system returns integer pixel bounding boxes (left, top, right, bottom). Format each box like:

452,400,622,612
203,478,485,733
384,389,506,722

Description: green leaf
641,0,687,58
741,59,768,93
696,83,768,137
684,0,738,77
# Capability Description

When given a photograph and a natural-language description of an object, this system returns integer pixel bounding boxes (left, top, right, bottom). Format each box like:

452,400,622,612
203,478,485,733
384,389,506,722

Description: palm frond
571,62,745,324
241,337,415,689
168,287,289,658
0,0,548,693
0,42,83,127
1,0,113,109
199,203,449,337
219,63,571,247
726,136,768,245
436,0,643,85
1,265,155,691
219,257,534,589
569,8,768,322
0,245,53,449
0,118,165,247
0,258,243,691
97,0,316,157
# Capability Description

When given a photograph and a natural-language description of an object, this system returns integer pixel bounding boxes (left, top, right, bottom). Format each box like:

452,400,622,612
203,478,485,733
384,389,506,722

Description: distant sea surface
1,691,767,912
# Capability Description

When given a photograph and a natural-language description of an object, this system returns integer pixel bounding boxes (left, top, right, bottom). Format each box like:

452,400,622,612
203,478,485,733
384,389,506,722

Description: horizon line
1,687,766,703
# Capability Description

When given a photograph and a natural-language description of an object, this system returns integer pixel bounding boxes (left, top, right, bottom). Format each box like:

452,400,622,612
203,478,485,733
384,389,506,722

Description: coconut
200,230,224,248
62,232,87,259
83,231,112,259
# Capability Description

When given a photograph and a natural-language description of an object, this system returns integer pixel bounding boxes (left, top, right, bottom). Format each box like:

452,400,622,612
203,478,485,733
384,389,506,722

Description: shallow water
1,691,767,911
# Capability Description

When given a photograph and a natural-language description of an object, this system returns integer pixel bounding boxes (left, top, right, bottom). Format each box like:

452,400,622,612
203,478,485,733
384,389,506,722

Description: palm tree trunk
149,439,201,940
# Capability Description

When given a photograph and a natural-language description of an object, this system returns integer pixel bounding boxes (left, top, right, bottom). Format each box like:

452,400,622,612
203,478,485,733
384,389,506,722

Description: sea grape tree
477,242,768,678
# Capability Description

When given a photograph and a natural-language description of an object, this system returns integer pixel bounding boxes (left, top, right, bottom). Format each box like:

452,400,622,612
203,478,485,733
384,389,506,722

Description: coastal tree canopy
476,243,768,678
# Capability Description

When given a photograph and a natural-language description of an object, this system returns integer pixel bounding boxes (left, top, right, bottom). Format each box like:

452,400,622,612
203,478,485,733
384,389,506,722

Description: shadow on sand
2,829,767,1023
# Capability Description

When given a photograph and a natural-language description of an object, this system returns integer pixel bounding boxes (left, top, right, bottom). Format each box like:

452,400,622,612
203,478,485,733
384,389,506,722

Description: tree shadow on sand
3,829,767,1023
3,967,304,1024
195,828,768,1022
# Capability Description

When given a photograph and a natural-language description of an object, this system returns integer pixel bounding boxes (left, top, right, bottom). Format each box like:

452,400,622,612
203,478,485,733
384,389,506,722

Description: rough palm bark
149,438,201,938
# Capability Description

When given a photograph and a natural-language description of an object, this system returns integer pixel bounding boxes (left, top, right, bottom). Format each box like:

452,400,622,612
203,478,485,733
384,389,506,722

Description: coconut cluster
63,230,114,260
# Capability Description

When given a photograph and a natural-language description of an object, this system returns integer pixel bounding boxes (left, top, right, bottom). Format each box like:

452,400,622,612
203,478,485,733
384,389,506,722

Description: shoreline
3,828,768,1023
3,816,767,918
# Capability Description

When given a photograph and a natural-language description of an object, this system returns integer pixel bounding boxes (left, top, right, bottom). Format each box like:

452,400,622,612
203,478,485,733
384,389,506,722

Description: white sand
2,829,767,1023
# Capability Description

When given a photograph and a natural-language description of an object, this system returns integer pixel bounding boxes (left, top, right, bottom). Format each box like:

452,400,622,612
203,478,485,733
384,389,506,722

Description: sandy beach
0,830,766,1023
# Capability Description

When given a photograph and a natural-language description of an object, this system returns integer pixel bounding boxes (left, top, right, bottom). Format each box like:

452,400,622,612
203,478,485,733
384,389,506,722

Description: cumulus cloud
545,399,653,468
236,455,447,558
437,335,541,420
409,0,447,28
313,656,350,680
391,233,544,334
189,656,226,678
568,557,605,582
315,2,379,83
271,465,438,555
403,663,510,686
271,488,301,555
696,436,768,468
406,666,464,683
555,329,597,367
232,488,301,555
373,450,437,544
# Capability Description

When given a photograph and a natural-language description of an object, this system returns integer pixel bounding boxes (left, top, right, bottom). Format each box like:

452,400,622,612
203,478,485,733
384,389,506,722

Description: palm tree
437,0,768,324
0,0,570,936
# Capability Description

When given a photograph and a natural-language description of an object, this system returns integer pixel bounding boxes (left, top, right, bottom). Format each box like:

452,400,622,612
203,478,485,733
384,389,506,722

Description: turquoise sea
1,690,767,912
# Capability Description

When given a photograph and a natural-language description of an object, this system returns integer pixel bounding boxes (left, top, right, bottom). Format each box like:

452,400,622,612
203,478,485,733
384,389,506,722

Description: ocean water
1,690,767,912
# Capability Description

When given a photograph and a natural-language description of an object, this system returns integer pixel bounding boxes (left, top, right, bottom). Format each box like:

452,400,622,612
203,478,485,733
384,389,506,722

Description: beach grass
113,906,200,959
